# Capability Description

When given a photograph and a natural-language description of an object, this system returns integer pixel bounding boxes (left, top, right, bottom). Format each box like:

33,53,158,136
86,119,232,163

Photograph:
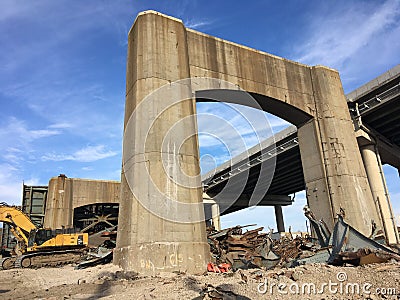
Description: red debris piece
207,262,231,273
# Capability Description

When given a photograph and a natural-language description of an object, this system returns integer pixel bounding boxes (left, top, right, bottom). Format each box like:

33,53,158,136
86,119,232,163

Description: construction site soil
1,262,400,299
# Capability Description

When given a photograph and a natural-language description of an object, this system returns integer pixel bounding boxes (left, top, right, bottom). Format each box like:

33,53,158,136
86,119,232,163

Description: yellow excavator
0,203,88,269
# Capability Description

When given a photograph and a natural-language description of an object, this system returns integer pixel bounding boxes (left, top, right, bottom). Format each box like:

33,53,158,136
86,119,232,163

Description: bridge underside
203,129,304,215
348,65,400,168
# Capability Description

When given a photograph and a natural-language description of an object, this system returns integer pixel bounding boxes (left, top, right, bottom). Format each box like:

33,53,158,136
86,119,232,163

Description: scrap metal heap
207,208,400,272
207,225,280,270
207,225,320,271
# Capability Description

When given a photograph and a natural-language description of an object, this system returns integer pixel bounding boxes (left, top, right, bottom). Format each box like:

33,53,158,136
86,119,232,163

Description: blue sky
0,0,399,231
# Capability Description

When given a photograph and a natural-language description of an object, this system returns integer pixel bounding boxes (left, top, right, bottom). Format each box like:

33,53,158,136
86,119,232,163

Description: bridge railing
351,82,400,117
203,136,299,191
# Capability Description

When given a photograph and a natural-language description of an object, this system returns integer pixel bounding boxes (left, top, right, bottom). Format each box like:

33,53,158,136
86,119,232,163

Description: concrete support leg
360,144,399,244
298,66,382,236
43,175,73,229
211,203,221,231
114,12,209,275
274,205,285,233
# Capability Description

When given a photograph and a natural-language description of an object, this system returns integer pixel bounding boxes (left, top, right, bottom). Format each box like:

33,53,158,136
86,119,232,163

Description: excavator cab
27,229,54,247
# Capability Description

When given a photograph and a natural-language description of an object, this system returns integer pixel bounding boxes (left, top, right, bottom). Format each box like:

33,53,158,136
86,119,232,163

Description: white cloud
197,102,291,170
185,19,213,29
48,123,74,129
42,145,117,163
24,177,41,186
0,117,61,145
81,166,93,171
294,0,400,90
29,129,61,139
0,117,63,170
296,0,399,67
0,164,23,205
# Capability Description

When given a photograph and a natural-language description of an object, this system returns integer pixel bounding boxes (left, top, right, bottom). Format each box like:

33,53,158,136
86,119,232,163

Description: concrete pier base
115,238,209,274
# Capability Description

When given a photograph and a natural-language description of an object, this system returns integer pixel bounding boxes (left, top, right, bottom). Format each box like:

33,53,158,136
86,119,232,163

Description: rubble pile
76,209,400,272
208,225,281,270
207,225,325,271
272,235,321,266
207,212,400,272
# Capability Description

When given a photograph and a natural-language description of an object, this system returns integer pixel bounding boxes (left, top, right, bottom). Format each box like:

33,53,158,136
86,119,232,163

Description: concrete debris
76,229,116,269
199,284,241,300
338,248,400,265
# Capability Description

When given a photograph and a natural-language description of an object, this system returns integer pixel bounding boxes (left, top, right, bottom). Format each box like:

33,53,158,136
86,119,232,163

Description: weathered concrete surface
203,193,221,231
360,143,399,244
187,16,380,234
116,10,384,274
43,175,120,229
114,11,209,275
298,67,381,234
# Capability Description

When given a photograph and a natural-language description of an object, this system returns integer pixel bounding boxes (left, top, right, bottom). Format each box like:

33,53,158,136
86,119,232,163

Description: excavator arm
0,204,37,246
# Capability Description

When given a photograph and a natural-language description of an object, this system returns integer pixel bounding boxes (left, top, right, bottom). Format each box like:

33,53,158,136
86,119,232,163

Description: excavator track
14,250,85,269
0,257,16,270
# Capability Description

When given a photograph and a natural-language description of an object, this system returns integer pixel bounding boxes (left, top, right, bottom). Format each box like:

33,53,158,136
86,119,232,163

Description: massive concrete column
211,203,221,231
298,66,382,236
274,205,285,233
360,144,399,244
114,11,209,274
43,175,73,229
203,193,221,230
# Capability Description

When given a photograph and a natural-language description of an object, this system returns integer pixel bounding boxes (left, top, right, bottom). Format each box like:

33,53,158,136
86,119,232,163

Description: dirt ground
1,262,400,299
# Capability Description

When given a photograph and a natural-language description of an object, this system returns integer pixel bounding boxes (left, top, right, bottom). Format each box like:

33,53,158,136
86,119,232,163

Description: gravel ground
1,262,400,299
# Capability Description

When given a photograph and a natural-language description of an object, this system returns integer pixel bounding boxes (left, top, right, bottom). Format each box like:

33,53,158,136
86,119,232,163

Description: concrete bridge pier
360,143,399,244
115,10,390,275
203,193,221,231
113,11,209,275
211,202,221,231
298,67,383,237
274,205,285,233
